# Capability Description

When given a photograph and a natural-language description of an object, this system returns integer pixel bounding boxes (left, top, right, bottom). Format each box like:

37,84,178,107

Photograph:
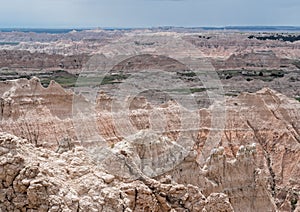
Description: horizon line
1,25,300,29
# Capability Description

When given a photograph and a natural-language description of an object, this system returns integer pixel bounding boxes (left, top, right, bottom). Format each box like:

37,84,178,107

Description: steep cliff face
0,78,76,148
0,132,236,211
0,78,299,211
0,77,73,120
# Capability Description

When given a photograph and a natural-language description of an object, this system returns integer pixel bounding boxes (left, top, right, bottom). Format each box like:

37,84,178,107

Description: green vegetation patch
190,87,207,93
167,87,208,94
72,73,130,87
217,69,285,81
225,93,239,97
292,61,300,69
40,71,129,88
40,70,78,88
291,198,298,210
101,74,129,85
177,71,197,78
0,71,18,76
0,42,19,46
248,34,300,43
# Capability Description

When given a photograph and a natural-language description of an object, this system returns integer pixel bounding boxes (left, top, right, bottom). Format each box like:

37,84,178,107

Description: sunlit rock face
0,132,233,211
0,77,299,211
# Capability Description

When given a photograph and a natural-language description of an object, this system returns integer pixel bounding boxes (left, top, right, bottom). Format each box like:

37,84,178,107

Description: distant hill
1,26,300,33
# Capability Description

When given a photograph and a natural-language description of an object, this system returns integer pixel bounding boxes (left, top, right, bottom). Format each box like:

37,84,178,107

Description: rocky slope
0,131,272,211
0,78,299,211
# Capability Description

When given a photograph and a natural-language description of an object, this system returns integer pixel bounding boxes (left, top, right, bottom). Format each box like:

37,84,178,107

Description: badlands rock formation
1,131,243,211
0,77,299,211
0,29,300,101
0,50,89,70
0,29,299,211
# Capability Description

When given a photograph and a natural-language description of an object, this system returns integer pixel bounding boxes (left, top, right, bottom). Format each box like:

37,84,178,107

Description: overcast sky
0,0,299,28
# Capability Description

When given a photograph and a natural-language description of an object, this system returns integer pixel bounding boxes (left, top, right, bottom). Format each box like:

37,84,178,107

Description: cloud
0,0,299,27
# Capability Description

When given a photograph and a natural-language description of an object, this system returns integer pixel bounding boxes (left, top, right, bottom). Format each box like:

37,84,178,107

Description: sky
0,0,299,28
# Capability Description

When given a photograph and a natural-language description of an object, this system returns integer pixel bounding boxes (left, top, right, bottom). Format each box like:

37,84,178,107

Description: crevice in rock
224,129,236,157
133,188,138,211
262,96,300,145
290,122,300,144
246,120,276,197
